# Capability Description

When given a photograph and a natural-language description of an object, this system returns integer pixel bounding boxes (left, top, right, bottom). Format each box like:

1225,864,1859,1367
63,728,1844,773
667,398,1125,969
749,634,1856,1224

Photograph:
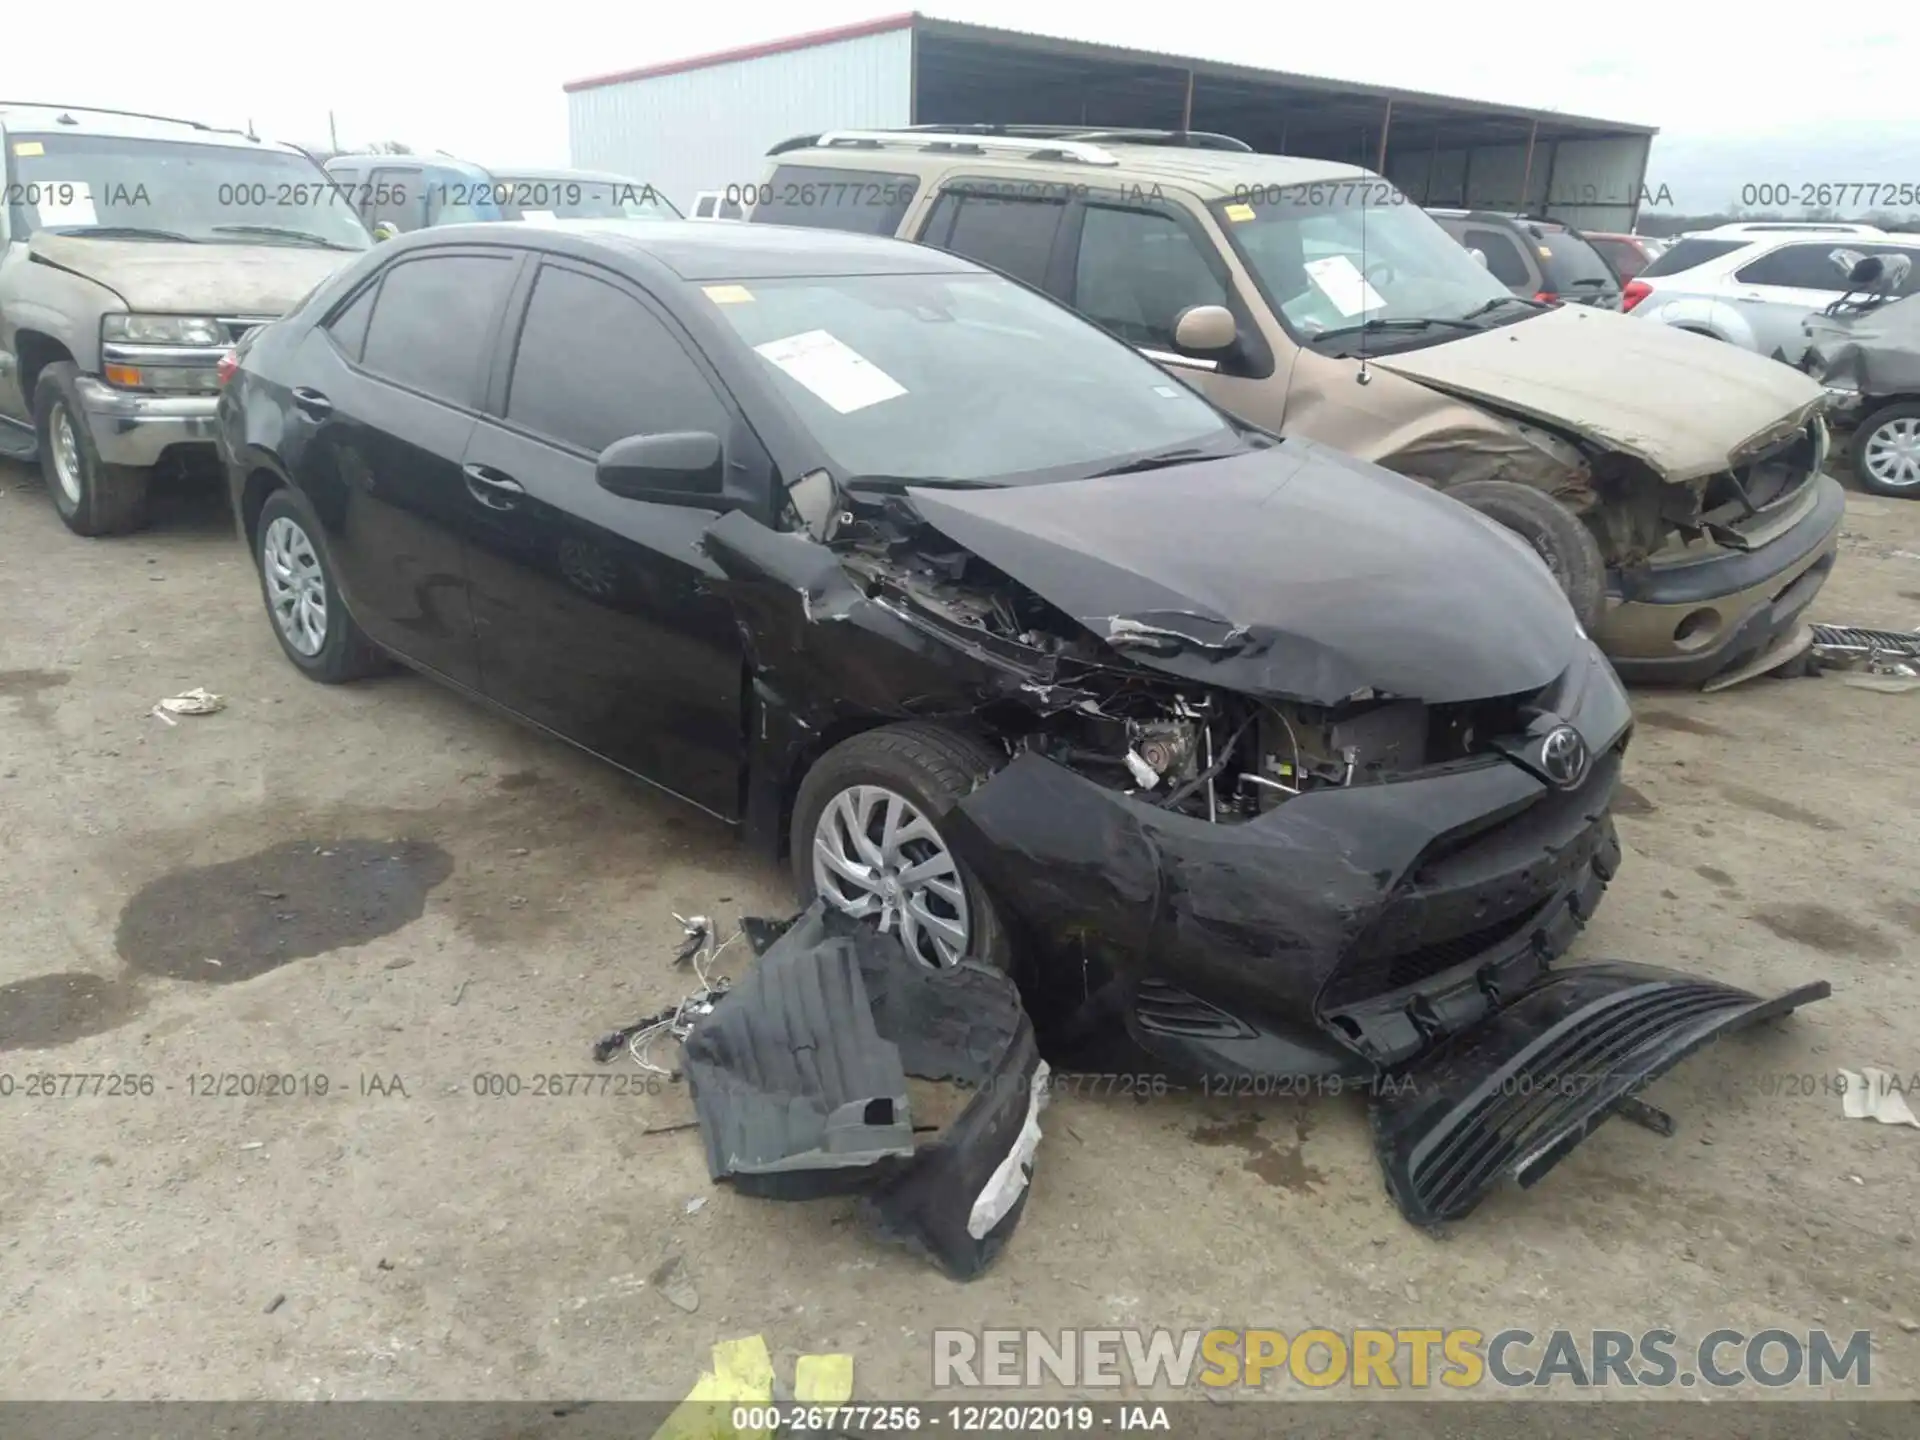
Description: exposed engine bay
834,499,1531,823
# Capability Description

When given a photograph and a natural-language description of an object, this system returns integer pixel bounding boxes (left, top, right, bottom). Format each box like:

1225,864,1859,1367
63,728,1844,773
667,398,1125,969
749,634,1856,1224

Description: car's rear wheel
33,363,151,536
1851,401,1920,497
254,489,386,683
791,723,1013,973
1444,479,1608,631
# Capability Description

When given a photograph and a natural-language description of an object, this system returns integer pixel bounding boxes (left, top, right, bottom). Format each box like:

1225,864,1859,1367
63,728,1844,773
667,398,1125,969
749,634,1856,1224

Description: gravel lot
2,456,1917,1404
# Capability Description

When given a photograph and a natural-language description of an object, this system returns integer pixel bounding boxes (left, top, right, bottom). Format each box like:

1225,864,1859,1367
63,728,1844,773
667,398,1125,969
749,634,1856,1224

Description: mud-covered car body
750,127,1843,688
222,222,1825,1224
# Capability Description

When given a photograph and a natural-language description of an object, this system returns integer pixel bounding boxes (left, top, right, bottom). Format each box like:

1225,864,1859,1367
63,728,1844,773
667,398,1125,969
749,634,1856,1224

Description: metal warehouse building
565,12,1658,231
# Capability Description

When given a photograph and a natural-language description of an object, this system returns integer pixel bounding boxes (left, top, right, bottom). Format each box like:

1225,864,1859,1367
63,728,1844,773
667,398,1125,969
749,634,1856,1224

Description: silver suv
0,102,369,534
1626,223,1920,363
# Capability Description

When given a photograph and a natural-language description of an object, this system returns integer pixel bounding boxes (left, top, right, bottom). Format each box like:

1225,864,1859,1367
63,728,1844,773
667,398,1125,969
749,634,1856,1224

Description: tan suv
749,126,1843,687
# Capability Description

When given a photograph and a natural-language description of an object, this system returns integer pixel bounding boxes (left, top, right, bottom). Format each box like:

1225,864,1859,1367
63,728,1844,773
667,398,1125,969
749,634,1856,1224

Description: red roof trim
564,12,919,93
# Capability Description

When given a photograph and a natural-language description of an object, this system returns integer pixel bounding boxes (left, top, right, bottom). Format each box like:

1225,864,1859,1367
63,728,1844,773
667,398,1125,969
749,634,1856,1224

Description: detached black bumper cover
680,903,1046,1281
1371,961,1830,1226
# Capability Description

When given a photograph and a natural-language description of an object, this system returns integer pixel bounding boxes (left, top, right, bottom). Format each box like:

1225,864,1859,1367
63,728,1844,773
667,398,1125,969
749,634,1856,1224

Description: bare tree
364,140,414,155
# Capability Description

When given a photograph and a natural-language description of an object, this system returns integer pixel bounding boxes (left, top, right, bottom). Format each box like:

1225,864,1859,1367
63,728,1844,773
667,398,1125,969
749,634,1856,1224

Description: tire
33,362,151,536
1445,479,1608,631
791,722,1014,974
1849,401,1920,498
253,488,386,683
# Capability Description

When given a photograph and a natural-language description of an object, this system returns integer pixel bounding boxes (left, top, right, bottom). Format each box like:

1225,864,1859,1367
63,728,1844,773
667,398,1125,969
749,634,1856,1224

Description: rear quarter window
748,164,918,235
1639,238,1748,278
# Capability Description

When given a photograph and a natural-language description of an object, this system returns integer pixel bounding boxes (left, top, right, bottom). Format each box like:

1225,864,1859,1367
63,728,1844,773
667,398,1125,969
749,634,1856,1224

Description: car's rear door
280,245,522,688
457,257,760,819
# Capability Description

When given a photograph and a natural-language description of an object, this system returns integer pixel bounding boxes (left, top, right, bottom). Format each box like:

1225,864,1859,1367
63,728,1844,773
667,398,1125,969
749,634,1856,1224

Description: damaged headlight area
833,522,1555,825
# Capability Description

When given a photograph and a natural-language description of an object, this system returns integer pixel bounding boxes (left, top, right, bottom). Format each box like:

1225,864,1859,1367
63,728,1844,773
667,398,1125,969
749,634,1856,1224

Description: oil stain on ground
0,972,145,1050
0,668,70,727
1695,865,1738,890
1190,1109,1325,1194
1751,903,1899,960
1614,783,1657,816
1637,710,1731,738
115,838,453,982
1718,783,1840,832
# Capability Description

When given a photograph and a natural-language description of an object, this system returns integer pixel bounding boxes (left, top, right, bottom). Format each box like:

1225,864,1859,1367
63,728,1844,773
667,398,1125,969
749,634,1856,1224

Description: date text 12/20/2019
728,1404,1173,1432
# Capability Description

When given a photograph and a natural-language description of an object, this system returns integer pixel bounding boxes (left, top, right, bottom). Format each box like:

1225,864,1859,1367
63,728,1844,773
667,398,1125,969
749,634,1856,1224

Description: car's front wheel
1851,401,1920,498
791,723,1013,973
1445,479,1607,632
33,363,151,536
253,489,386,683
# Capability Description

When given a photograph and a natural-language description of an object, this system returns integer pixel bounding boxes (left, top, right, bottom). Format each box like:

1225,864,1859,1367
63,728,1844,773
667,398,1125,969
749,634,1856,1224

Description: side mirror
1468,247,1489,268
371,221,399,242
596,431,725,504
1172,304,1238,353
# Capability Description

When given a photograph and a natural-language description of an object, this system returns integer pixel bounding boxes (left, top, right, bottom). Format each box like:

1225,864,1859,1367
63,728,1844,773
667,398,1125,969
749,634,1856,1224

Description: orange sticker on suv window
1224,202,1257,222
13,141,45,156
703,285,755,304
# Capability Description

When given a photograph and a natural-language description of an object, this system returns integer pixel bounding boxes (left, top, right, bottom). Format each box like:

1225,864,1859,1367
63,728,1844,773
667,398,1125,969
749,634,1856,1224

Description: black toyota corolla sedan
218,221,1827,1225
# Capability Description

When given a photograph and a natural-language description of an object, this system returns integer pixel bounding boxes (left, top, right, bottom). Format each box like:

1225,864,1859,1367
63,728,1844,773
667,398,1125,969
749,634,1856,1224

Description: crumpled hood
1369,305,1825,482
28,233,358,315
1804,293,1920,394
903,440,1582,707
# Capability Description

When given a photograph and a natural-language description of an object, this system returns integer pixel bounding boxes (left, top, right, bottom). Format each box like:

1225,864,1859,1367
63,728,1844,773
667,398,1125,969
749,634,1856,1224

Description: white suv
1625,225,1920,363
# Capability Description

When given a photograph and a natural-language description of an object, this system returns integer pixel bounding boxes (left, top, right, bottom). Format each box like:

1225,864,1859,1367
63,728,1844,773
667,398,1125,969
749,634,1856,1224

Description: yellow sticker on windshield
703,284,755,304
13,141,45,156
1224,202,1257,222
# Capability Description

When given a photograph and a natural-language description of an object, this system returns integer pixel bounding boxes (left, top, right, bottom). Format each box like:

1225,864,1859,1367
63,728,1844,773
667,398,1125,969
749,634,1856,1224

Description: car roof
326,153,493,178
771,137,1369,199
398,218,983,281
484,165,644,185
0,101,300,153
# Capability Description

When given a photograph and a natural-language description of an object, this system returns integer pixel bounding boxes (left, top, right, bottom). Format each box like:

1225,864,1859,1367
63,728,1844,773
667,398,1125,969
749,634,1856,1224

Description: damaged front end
690,447,1827,1231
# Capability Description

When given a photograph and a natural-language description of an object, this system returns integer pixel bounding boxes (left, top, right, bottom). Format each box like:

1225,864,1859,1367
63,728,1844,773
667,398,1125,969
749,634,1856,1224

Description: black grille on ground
1811,623,1920,657
1408,983,1743,1219
1134,979,1256,1040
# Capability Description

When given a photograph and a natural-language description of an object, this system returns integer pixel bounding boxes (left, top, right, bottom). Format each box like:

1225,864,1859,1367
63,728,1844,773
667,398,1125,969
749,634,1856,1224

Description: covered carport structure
566,13,1657,230
908,17,1657,231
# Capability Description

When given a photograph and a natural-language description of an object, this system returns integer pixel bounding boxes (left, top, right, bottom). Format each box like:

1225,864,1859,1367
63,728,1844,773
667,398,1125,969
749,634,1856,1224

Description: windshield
495,175,679,221
708,272,1239,484
1211,183,1513,343
7,132,370,248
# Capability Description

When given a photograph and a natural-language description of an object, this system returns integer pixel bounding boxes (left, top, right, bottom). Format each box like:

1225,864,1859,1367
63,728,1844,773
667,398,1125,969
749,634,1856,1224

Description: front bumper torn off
680,902,1046,1281
1370,961,1830,1227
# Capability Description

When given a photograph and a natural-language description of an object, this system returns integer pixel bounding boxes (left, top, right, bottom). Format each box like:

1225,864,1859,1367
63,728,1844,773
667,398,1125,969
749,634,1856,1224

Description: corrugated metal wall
568,30,913,215
1387,134,1651,231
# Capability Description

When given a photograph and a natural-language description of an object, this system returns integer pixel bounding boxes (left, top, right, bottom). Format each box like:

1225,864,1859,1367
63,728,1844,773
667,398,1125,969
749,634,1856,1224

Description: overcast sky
12,1,1917,210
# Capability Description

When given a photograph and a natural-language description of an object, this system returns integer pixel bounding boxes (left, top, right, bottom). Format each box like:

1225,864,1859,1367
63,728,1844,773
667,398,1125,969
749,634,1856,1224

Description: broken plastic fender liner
967,1060,1049,1239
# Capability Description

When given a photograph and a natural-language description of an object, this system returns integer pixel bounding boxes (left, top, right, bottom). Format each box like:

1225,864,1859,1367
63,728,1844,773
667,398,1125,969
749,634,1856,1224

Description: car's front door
284,246,521,687
457,258,758,819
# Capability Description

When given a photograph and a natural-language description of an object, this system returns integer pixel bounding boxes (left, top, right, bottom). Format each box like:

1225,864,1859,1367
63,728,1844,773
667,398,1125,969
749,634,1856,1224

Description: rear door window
1638,238,1747,278
1462,226,1533,288
1532,228,1620,293
919,191,1065,288
358,253,516,407
505,264,729,454
748,164,918,235
1735,242,1920,294
1071,206,1230,350
368,166,426,232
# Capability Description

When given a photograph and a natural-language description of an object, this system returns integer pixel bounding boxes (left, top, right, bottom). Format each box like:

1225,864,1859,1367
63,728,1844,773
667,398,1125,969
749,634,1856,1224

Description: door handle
291,387,332,420
463,463,525,509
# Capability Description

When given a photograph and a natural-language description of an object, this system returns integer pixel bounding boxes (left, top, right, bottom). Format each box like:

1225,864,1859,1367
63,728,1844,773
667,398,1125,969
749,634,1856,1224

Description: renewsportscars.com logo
932,1328,1875,1391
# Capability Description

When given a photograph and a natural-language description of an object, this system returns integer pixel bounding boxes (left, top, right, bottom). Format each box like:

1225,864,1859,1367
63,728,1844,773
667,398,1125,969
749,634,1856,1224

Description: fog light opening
1672,608,1723,651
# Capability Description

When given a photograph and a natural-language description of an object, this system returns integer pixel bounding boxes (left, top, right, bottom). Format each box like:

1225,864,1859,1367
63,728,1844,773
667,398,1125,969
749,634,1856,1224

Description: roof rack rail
896,122,1253,153
779,128,1122,167
0,99,259,140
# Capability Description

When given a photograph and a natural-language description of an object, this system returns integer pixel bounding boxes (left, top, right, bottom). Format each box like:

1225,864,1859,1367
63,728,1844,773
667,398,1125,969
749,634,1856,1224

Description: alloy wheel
811,784,971,968
262,515,330,656
1863,417,1920,490
50,406,83,505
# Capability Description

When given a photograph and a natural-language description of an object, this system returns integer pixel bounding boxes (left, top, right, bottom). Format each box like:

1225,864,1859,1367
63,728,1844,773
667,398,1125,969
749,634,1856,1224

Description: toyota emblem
1540,725,1589,789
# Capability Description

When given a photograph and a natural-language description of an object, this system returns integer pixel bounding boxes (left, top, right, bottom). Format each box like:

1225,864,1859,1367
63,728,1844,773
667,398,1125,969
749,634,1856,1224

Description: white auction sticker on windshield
35,182,97,229
1304,254,1385,318
753,329,905,414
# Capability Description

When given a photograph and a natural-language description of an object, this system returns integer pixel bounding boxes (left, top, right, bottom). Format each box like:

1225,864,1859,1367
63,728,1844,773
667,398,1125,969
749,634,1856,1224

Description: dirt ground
2,454,1917,1405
